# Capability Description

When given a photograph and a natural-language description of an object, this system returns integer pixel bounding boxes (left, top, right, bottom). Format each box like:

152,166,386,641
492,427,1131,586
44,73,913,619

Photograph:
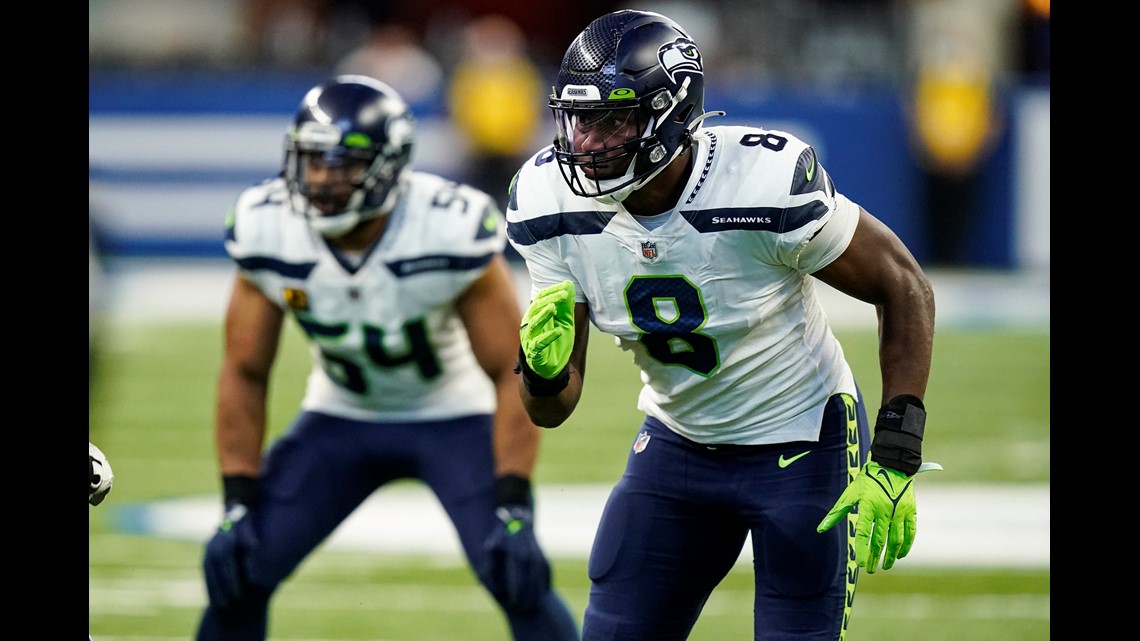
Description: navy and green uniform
198,171,577,641
508,124,871,640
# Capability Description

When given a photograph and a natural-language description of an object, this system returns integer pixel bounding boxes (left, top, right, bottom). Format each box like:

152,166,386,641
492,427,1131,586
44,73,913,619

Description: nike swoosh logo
805,156,816,182
875,467,894,489
778,450,812,468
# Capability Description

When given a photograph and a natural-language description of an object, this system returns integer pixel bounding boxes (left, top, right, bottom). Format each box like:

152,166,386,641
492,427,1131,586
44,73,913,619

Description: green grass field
89,318,1049,640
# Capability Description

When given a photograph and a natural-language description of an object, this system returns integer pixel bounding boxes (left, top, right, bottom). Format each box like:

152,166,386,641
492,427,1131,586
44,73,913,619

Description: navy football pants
195,411,578,641
582,392,870,641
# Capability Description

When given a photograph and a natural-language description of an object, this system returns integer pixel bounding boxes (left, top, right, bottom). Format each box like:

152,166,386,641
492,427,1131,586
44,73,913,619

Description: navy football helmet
549,10,719,203
284,75,415,237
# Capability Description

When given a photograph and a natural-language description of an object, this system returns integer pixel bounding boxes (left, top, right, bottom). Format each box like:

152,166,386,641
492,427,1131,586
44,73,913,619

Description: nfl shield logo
641,241,657,260
633,430,651,453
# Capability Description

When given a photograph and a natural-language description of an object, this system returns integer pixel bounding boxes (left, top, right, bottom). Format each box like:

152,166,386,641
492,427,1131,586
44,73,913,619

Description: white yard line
113,482,1049,568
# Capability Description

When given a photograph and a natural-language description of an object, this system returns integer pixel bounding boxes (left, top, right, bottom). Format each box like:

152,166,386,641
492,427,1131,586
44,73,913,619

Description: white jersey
507,125,860,445
225,171,506,423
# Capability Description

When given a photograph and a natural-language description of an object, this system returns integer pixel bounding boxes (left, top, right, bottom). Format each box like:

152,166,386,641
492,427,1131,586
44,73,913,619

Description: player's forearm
519,367,583,427
490,371,542,476
876,270,935,404
492,416,540,479
214,367,269,477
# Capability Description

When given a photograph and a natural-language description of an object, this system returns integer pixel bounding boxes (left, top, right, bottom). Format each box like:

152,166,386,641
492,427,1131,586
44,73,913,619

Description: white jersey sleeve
507,126,860,445
226,172,507,423
798,192,861,270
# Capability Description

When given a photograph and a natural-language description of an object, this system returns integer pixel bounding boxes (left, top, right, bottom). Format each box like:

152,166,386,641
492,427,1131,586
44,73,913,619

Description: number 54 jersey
224,172,505,423
507,125,862,446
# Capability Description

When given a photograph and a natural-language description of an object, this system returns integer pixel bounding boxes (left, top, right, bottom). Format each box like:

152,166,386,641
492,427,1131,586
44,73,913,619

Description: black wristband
494,473,533,509
516,347,570,397
870,394,925,476
222,474,260,509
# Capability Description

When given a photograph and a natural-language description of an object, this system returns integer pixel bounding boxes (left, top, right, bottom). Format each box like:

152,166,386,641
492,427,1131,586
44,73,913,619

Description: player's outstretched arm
812,207,939,573
458,255,555,610
812,207,934,403
215,273,284,480
203,273,283,610
458,255,542,478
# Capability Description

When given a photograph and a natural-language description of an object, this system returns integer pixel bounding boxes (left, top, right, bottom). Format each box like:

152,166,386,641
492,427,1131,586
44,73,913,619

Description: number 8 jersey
507,125,861,445
225,172,504,423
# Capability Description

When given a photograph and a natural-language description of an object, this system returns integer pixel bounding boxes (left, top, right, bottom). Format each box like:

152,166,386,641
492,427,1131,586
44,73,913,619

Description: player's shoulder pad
503,145,615,249
505,145,569,225
703,124,831,199
224,176,297,258
400,171,506,255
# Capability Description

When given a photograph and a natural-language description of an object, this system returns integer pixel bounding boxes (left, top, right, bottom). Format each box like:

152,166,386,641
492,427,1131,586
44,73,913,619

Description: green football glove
519,280,576,380
817,460,942,573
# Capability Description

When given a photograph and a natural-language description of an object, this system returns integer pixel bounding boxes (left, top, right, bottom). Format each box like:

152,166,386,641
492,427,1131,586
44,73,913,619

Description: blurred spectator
906,0,1015,266
240,0,333,67
335,21,444,104
414,1,620,71
446,14,543,209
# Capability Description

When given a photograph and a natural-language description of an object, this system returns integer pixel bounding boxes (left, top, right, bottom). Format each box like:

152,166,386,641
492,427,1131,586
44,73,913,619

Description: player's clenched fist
520,281,576,380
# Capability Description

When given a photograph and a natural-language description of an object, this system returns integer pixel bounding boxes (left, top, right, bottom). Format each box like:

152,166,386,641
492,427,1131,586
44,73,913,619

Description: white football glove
90,442,114,506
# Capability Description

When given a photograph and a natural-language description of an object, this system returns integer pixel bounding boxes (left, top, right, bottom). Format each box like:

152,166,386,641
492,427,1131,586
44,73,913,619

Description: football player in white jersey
507,11,938,641
194,76,579,641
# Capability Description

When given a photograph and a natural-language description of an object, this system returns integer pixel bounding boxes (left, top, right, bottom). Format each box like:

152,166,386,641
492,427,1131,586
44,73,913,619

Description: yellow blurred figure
447,15,543,205
913,60,995,177
905,0,1015,266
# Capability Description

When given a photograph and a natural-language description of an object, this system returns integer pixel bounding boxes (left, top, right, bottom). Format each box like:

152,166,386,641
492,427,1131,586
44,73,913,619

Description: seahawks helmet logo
657,38,703,84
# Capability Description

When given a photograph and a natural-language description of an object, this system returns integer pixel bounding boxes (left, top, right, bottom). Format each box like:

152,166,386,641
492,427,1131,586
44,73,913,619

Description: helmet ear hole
674,103,694,124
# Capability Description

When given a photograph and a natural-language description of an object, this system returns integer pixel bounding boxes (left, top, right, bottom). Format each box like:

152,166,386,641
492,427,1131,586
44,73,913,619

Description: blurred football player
507,10,939,640
194,76,578,641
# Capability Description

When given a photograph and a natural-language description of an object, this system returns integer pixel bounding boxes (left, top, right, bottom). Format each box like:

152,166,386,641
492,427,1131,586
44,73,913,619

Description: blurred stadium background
89,1,1049,639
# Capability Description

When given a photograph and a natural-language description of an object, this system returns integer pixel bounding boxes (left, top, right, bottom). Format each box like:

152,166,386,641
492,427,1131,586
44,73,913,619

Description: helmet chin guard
585,143,675,205
294,170,406,238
